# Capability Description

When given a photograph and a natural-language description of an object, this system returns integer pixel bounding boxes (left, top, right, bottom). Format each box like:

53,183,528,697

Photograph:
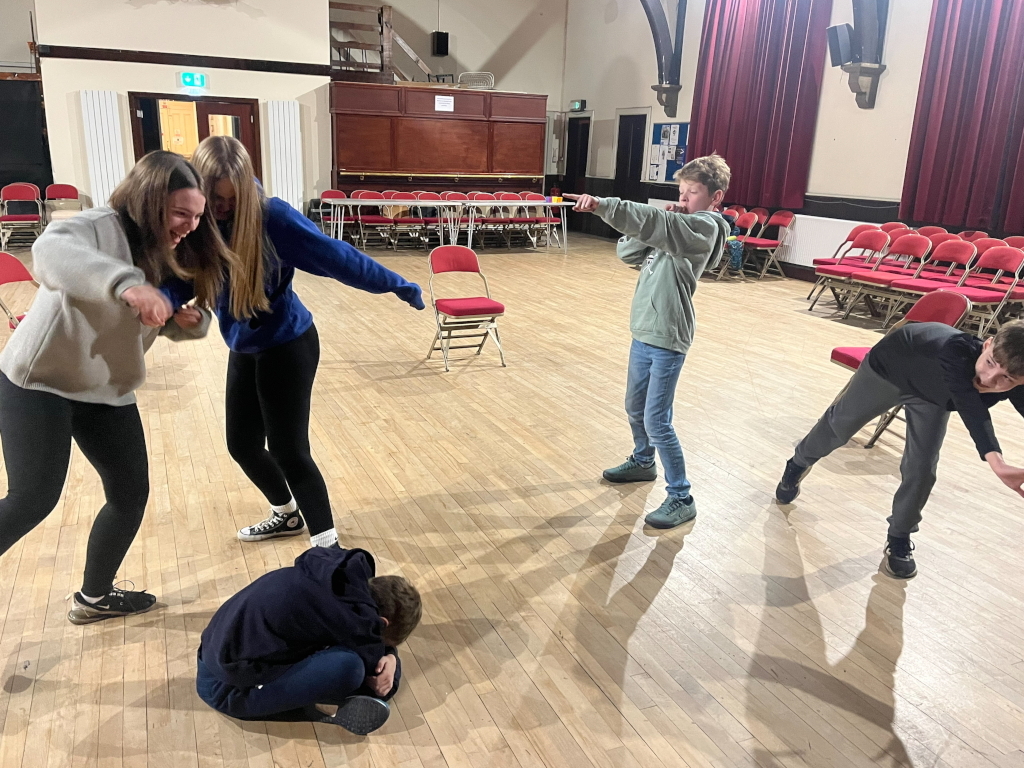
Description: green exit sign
178,71,208,89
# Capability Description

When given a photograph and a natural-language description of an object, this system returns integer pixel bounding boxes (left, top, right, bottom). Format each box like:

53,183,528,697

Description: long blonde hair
108,150,232,308
191,136,269,318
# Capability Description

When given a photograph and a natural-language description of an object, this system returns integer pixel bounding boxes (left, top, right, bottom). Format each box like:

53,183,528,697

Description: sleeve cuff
112,270,148,300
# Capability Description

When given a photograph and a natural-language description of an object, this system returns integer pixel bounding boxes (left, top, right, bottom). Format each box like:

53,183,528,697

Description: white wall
1,0,36,71
561,0,703,178
805,0,931,201
387,0,566,105
34,0,329,64
40,58,330,204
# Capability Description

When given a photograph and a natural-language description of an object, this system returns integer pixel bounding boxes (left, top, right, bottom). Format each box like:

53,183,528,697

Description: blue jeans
196,647,365,722
625,339,690,499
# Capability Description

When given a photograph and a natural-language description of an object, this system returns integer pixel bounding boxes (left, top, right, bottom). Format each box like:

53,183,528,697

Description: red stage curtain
687,0,833,209
901,0,1024,233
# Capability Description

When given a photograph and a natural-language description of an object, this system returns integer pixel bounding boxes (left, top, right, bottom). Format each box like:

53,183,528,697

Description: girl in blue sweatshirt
170,136,424,548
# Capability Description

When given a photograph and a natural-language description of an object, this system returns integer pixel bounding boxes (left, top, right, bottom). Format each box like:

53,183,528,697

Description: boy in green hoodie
567,154,731,528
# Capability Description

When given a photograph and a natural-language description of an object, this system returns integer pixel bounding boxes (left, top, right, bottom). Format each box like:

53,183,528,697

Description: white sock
310,528,339,548
79,591,105,603
271,498,299,515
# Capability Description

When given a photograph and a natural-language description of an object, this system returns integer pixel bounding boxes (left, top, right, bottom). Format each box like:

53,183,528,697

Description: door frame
612,107,653,183
127,92,263,179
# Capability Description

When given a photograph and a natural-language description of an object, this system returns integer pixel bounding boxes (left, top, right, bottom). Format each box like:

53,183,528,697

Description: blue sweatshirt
165,197,423,354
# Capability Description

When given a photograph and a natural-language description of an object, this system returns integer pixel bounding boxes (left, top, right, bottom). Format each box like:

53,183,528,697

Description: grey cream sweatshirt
595,197,729,355
0,208,211,406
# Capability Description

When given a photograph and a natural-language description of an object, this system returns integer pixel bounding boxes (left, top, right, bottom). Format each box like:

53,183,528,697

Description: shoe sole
881,557,917,580
67,601,157,625
774,484,800,504
325,696,391,735
238,527,306,542
602,472,657,484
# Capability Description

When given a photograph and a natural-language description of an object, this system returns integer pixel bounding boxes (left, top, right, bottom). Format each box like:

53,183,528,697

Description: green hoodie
595,197,730,355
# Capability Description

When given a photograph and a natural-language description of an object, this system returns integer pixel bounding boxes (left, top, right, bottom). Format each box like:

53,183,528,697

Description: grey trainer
644,495,697,529
603,456,657,483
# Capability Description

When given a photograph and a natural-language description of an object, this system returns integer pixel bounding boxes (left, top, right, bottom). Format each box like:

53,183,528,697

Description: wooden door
196,100,263,179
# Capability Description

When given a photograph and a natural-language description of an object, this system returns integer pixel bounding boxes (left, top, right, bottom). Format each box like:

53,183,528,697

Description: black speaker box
431,31,449,57
827,24,860,67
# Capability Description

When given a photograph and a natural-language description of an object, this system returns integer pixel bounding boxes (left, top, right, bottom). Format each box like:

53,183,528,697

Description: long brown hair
108,151,233,308
191,136,269,319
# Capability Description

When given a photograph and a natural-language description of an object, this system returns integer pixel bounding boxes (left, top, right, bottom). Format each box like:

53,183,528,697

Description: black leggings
225,324,333,535
0,373,149,596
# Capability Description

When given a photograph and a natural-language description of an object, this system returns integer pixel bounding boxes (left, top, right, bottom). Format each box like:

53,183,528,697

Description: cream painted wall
35,0,329,64
40,57,330,204
386,0,566,105
806,0,931,201
561,0,703,179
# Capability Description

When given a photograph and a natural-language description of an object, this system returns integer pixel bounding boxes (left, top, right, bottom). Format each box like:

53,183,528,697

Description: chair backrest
928,239,977,268
350,189,371,197
880,221,907,233
749,207,768,224
929,232,961,248
321,189,346,200
961,230,989,241
389,192,417,201
355,190,385,200
495,192,520,200
429,245,481,275
850,229,890,252
523,192,546,201
887,233,931,259
735,212,759,232
0,251,35,285
765,210,795,229
417,191,443,201
411,191,428,196
382,190,400,199
916,225,947,237
445,191,469,201
1,183,41,202
971,238,1007,257
884,227,914,242
903,290,972,326
727,205,746,215
1004,236,1024,249
470,192,496,200
975,246,1024,277
844,223,880,242
45,183,79,200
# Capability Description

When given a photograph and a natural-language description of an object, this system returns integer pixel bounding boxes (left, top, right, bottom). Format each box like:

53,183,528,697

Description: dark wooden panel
335,115,393,171
36,45,331,76
335,174,543,194
491,122,545,174
331,83,401,114
395,118,489,173
403,89,487,120
490,94,547,122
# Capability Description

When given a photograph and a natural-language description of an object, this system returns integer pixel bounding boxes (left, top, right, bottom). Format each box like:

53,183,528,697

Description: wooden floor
2,235,1024,768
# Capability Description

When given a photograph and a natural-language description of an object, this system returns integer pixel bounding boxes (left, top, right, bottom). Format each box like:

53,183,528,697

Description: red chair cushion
393,217,425,225
890,278,951,293
816,265,866,277
812,256,868,266
479,218,508,224
0,214,40,223
435,297,505,317
740,237,780,248
831,347,868,369
850,270,904,286
940,287,1011,303
538,217,561,224
511,217,537,223
357,215,394,224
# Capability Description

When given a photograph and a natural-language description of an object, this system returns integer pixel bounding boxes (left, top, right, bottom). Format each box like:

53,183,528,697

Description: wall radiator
80,90,126,207
776,214,871,267
266,100,304,212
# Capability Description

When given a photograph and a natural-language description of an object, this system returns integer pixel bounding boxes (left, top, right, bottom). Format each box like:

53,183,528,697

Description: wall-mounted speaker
431,31,449,57
827,24,860,67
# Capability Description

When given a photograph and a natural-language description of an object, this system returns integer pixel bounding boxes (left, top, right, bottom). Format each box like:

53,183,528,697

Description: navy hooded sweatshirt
199,546,399,695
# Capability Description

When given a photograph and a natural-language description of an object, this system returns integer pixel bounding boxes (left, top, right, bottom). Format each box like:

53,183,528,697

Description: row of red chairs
0,183,82,249
809,224,1024,334
319,189,562,251
717,206,796,280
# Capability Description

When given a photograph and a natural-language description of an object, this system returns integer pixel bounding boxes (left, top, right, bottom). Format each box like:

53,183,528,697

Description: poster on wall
650,122,689,184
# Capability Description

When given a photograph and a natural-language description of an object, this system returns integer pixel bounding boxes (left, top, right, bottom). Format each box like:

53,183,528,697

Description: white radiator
776,214,871,267
80,90,126,206
266,100,304,212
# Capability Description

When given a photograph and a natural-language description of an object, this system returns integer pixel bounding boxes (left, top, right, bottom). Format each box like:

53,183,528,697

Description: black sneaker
602,456,657,483
775,459,811,504
238,509,305,542
318,695,390,735
882,536,917,579
68,585,157,625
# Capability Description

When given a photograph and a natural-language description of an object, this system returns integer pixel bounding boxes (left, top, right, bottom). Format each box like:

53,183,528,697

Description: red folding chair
842,233,932,320
386,191,426,249
880,221,908,233
960,230,988,242
1004,236,1024,249
716,211,759,279
886,240,978,324
809,229,890,310
522,192,562,249
937,247,1024,334
916,225,947,237
739,210,794,279
749,207,769,225
426,245,506,371
320,190,347,239
351,190,394,247
467,192,507,248
1,183,44,249
0,251,38,329
830,290,973,447
44,183,82,223
928,232,962,249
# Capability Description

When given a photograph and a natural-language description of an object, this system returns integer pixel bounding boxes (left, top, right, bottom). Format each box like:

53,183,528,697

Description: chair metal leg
807,277,824,301
842,287,865,320
808,280,831,310
865,405,902,448
490,325,507,367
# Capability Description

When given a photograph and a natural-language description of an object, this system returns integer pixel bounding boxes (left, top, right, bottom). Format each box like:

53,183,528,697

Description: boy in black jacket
775,320,1024,579
196,546,421,734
